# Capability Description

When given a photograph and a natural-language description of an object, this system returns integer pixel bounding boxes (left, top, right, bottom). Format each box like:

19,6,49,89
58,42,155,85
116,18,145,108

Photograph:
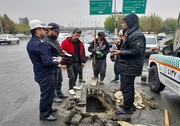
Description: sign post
90,0,112,15
122,0,146,14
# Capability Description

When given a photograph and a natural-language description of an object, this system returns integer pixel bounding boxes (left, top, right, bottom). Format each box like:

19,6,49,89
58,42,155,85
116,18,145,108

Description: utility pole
0,19,4,34
114,0,118,36
113,0,121,36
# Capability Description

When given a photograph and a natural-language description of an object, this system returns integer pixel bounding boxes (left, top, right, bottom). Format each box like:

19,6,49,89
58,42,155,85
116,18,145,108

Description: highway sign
90,0,112,15
122,0,146,14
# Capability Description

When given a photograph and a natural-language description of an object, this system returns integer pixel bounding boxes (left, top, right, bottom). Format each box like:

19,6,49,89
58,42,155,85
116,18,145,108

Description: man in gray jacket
112,13,146,115
44,23,68,103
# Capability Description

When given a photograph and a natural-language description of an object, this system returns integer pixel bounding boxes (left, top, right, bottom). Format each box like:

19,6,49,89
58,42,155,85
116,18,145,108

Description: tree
23,17,29,25
1,14,16,34
104,15,114,33
15,23,29,34
160,18,176,34
104,14,124,34
139,13,163,33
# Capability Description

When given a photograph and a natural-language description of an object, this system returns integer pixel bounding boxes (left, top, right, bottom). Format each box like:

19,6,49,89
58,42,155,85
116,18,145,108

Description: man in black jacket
112,13,146,115
44,23,68,103
27,20,62,121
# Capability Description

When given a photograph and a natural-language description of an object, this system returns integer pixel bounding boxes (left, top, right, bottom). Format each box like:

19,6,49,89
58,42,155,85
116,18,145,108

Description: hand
62,50,67,53
113,39,120,45
110,50,120,55
81,63,85,68
92,49,96,53
57,64,61,68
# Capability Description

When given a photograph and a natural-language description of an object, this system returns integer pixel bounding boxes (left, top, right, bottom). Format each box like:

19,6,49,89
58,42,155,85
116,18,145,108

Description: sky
0,0,180,27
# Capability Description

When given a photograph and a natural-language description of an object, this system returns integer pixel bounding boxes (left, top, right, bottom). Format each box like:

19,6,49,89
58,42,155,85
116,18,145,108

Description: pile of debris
63,88,157,126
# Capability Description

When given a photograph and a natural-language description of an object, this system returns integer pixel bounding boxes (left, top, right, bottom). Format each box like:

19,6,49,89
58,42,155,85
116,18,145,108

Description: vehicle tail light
151,47,158,52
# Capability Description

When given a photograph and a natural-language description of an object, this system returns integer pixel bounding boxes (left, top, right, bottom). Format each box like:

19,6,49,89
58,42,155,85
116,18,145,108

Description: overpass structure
62,26,104,31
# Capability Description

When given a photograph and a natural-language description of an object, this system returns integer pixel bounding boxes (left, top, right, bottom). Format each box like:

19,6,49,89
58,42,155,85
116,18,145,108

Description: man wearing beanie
112,13,146,115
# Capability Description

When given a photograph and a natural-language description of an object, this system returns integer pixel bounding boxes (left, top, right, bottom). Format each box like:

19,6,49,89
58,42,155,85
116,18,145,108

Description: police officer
27,20,61,121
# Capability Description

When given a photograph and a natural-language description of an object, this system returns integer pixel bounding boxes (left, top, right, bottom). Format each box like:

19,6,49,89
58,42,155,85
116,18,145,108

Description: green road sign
90,0,112,15
122,0,146,14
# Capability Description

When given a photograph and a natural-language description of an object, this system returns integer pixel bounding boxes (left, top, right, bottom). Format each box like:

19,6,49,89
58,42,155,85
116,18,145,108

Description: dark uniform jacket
118,14,146,76
27,35,59,81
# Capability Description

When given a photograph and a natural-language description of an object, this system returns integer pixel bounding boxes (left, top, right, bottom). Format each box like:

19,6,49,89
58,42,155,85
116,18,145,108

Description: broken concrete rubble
62,87,158,126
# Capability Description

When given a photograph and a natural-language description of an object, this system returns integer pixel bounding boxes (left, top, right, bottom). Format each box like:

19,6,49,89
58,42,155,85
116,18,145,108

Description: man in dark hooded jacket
112,13,146,115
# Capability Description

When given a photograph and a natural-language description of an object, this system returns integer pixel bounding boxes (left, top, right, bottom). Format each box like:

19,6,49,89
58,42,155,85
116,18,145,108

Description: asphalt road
0,40,179,126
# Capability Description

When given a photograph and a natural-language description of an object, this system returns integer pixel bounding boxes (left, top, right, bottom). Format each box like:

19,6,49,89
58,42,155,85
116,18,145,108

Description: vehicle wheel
148,65,165,93
17,41,20,44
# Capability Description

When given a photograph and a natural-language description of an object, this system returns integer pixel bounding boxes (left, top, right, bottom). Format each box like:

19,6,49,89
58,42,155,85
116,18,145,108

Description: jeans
54,68,63,97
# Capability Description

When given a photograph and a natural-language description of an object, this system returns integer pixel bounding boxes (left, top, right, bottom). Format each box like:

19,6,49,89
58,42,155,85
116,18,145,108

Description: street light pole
114,0,118,36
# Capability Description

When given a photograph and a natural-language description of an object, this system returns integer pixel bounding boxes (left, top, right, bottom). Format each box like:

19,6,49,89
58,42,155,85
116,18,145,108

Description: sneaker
69,89,76,95
79,79,86,83
73,86,81,90
53,98,63,103
58,93,68,99
99,81,104,85
40,114,57,121
115,108,133,115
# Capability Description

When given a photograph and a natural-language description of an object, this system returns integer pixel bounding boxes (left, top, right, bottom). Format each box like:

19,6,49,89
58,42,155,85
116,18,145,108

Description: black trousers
78,66,82,80
36,74,55,117
120,75,135,110
67,62,81,89
93,59,106,81
114,58,120,79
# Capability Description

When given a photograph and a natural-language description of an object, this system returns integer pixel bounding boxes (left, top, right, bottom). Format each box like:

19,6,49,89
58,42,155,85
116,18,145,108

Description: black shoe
111,78,119,82
58,94,68,99
40,115,57,121
51,108,58,113
119,104,136,111
115,108,133,115
131,105,136,111
79,79,86,83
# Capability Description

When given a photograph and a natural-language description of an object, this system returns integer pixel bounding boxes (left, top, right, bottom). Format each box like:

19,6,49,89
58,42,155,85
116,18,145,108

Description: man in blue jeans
44,22,68,103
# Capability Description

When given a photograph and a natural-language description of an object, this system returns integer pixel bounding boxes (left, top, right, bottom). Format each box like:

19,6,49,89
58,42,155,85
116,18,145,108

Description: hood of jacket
123,13,139,36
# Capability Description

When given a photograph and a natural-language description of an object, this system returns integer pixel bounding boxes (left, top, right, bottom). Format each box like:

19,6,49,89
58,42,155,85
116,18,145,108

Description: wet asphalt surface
0,39,179,126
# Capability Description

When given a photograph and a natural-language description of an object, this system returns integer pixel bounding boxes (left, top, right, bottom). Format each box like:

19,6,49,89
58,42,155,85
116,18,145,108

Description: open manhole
86,95,107,112
86,88,116,113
